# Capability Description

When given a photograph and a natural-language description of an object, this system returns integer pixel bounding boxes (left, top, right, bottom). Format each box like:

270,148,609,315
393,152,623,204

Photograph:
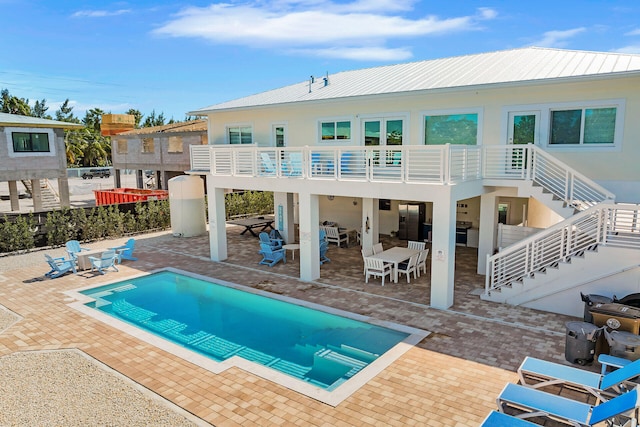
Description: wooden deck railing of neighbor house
190,144,613,206
485,203,640,296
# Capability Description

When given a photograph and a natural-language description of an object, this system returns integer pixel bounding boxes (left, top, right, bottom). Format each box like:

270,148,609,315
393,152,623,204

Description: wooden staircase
21,179,60,211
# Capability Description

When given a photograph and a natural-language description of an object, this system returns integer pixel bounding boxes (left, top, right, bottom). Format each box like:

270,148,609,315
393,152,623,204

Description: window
363,119,403,146
228,126,253,144
424,113,478,145
550,107,616,145
116,139,128,154
142,138,154,153
274,125,286,147
321,120,351,141
12,132,50,152
168,136,183,153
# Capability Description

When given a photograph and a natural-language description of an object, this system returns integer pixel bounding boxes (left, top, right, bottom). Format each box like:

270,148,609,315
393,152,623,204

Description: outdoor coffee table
282,243,300,260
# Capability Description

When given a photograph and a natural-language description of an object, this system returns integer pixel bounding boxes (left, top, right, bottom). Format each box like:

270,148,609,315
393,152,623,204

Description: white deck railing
191,144,482,184
485,203,640,296
190,143,613,204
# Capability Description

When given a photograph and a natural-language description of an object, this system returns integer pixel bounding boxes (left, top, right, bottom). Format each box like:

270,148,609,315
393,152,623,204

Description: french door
507,111,539,170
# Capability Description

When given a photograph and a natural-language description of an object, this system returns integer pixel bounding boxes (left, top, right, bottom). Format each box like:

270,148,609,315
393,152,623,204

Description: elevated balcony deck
190,144,613,209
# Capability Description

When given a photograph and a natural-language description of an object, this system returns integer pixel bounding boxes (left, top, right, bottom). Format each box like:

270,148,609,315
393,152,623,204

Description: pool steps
108,299,369,387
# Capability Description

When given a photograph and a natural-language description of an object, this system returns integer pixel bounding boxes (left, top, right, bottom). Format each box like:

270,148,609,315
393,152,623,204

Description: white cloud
292,46,413,61
153,2,496,60
625,28,640,36
72,9,131,18
612,45,640,54
531,27,586,48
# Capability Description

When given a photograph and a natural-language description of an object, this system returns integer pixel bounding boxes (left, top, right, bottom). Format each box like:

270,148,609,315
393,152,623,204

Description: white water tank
168,175,206,237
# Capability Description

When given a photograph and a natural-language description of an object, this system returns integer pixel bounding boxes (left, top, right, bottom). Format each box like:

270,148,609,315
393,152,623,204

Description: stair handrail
530,146,615,210
485,202,640,296
43,178,60,201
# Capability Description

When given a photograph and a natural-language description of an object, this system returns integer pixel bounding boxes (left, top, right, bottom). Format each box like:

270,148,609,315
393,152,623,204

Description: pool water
81,271,410,391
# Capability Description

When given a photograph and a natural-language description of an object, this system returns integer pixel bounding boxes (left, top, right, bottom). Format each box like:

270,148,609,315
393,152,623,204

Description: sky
1,0,640,122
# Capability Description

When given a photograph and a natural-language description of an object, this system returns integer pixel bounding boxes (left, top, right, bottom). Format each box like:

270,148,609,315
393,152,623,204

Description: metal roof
115,119,207,136
0,112,84,129
190,47,640,114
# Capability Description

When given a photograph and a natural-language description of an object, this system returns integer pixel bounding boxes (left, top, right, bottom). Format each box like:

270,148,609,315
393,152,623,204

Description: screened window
116,139,128,154
142,138,154,153
12,132,50,152
228,126,253,144
550,107,616,145
321,121,351,141
424,114,478,145
168,136,183,153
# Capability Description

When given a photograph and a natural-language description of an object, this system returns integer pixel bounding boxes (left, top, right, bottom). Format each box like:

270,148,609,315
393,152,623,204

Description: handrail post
526,144,533,181
485,253,492,294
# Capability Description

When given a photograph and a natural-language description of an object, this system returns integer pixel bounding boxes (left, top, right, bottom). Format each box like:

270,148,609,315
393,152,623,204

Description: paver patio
0,227,584,426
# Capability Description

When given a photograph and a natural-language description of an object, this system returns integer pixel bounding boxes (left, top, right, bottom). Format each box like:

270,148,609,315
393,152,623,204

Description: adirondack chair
258,243,286,267
259,231,282,250
44,254,77,279
320,240,330,264
109,238,138,263
65,240,89,260
88,250,119,275
323,226,349,247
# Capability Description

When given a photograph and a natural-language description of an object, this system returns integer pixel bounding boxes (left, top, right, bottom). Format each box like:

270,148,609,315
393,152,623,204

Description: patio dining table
227,216,274,237
369,246,420,283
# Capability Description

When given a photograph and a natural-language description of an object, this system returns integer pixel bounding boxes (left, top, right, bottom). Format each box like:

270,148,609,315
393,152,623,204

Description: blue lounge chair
497,382,640,427
258,243,286,267
88,250,119,274
480,410,538,426
65,240,89,260
518,356,640,401
109,238,138,263
44,254,77,278
259,231,282,250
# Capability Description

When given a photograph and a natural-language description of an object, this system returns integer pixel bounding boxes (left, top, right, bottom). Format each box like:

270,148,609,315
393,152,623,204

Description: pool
68,269,428,405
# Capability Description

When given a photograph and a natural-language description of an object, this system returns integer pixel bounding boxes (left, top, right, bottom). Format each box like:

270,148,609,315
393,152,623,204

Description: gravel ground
0,231,208,427
0,350,204,427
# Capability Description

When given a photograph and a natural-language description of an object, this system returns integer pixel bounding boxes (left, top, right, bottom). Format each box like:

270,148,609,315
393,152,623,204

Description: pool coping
65,267,430,406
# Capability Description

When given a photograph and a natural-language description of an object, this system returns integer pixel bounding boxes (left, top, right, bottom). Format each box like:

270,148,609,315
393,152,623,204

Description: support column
360,197,376,249
206,176,228,261
430,195,456,309
57,176,70,208
477,192,499,275
298,192,320,281
273,192,294,244
8,181,20,211
136,170,144,189
115,169,122,188
31,179,43,212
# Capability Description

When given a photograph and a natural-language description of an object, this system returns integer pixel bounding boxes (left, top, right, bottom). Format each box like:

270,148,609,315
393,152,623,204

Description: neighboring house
0,112,83,211
187,47,640,317
110,119,208,190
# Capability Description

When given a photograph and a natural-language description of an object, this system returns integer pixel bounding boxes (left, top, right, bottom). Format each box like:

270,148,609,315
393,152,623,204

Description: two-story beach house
187,47,640,317
0,113,83,211
110,119,208,190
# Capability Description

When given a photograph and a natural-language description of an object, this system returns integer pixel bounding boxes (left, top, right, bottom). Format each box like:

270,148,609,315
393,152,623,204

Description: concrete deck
0,227,586,426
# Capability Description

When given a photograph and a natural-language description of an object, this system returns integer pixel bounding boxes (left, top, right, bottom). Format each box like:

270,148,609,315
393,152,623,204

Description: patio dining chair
397,254,419,283
364,257,392,286
88,250,119,275
44,254,77,279
408,241,426,251
361,247,374,274
416,249,429,276
372,242,384,254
